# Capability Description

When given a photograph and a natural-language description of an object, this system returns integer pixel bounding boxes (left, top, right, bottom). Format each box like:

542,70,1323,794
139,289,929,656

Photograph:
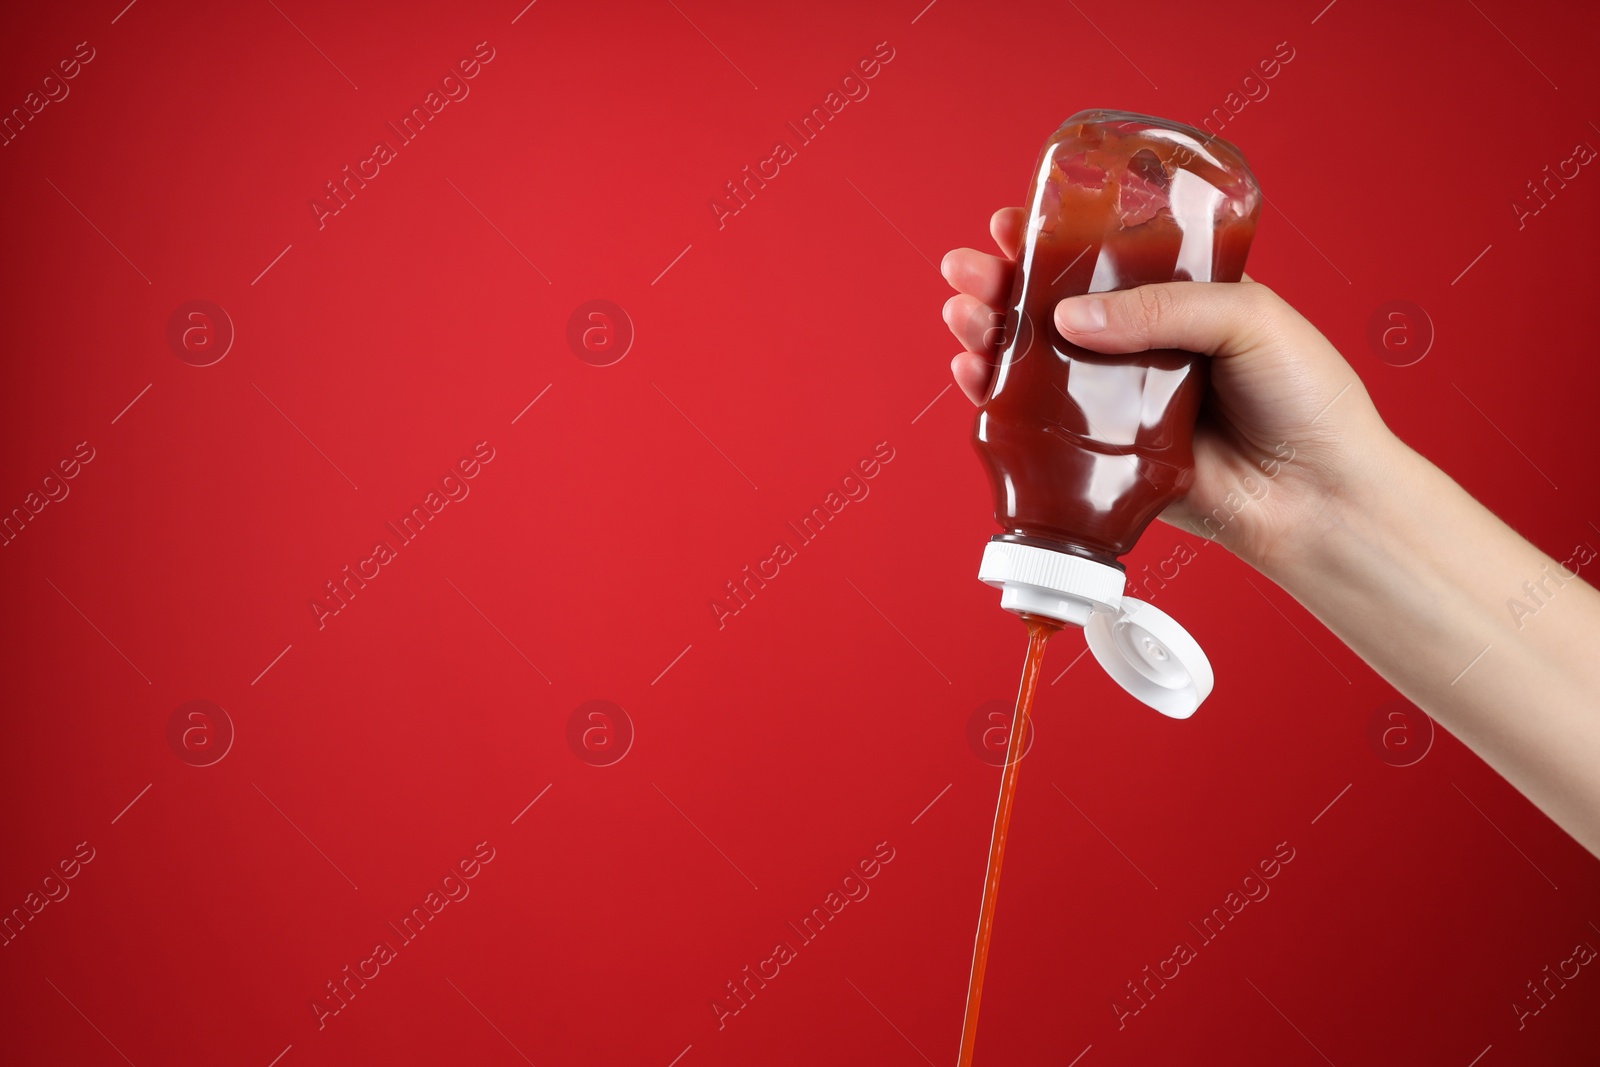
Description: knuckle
1236,279,1280,320
1134,283,1167,321
1234,280,1290,347
1130,284,1174,343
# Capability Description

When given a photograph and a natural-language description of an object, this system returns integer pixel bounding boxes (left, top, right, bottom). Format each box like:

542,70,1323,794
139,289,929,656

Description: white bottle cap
978,540,1213,718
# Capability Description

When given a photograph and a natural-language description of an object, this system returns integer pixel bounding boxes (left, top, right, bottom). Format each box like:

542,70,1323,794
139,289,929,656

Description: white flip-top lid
978,540,1213,718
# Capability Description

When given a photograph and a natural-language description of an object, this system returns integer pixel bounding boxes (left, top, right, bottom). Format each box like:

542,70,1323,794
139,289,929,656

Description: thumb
1053,280,1281,359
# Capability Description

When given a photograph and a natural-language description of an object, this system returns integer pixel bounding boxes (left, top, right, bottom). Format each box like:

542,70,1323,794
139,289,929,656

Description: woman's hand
941,206,1399,572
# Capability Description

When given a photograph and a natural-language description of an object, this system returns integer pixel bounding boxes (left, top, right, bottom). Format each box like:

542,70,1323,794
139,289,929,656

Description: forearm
1253,436,1600,855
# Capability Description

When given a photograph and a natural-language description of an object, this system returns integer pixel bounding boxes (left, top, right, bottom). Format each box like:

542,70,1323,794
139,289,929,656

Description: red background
3,1,1599,1064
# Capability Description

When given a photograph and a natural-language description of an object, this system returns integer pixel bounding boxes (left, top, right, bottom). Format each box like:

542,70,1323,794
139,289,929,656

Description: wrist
1246,428,1422,589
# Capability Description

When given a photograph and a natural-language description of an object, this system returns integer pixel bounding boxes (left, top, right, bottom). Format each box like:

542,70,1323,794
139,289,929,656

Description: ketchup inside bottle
974,112,1260,567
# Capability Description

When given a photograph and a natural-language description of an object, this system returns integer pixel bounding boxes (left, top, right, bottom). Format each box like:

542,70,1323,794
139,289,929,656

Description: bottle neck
988,533,1124,573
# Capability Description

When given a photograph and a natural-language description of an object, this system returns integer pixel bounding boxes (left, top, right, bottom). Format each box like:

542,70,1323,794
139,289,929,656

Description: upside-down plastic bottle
973,108,1262,717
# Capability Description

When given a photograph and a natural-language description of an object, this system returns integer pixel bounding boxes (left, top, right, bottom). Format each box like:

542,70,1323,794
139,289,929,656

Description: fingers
942,293,1006,355
938,206,1025,305
990,207,1026,260
950,351,992,406
931,207,1031,410
1053,279,1284,359
940,247,1013,308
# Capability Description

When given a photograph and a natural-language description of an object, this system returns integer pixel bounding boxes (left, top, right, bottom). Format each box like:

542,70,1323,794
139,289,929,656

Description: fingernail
1057,297,1106,333
939,251,954,279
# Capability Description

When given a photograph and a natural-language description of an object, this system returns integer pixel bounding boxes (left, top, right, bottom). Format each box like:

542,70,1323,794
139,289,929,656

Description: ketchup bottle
974,110,1262,717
